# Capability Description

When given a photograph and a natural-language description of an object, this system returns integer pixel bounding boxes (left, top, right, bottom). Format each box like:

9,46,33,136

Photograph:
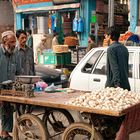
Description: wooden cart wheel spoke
16,104,34,116
51,112,58,122
13,113,48,140
42,109,74,139
62,122,104,140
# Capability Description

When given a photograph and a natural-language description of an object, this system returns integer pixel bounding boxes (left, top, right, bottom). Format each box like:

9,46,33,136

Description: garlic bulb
65,87,140,112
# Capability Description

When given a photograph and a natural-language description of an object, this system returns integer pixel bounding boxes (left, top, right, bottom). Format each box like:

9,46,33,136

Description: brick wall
0,0,14,41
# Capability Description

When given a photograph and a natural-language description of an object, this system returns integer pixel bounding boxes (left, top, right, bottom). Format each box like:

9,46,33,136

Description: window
92,52,133,77
82,51,102,73
93,53,107,75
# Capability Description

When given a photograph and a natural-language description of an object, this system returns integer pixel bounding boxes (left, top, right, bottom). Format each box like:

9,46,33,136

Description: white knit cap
1,30,15,39
41,35,47,40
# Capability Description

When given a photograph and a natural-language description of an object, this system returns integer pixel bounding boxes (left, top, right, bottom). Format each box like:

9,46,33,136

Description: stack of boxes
70,48,86,64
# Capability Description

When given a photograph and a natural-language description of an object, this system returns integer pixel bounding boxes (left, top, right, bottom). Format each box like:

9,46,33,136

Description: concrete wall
0,1,14,40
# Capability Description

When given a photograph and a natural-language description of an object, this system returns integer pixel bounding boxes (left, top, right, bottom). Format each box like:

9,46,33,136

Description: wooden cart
0,91,139,140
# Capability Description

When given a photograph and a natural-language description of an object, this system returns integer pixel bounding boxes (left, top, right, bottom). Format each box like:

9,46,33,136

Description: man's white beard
5,46,14,54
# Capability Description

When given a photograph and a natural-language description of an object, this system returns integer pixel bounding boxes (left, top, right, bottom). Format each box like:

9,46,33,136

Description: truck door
133,51,140,93
89,51,135,92
128,52,135,92
89,52,107,91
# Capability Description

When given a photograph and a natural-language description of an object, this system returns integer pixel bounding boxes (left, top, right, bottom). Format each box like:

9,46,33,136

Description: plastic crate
64,52,71,64
43,52,63,65
43,52,71,65
56,53,65,65
37,53,44,64
43,52,56,65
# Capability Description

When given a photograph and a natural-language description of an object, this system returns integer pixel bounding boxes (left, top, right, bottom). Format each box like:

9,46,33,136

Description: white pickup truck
70,47,140,93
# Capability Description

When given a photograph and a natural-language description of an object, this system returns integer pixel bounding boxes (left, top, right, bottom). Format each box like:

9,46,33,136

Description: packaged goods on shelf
96,0,104,13
103,4,108,13
115,15,124,25
97,14,104,25
97,25,104,36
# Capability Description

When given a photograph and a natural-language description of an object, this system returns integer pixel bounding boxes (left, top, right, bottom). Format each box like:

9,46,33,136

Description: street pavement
0,110,139,139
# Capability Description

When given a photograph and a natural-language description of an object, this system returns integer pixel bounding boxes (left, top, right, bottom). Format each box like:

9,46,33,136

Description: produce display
66,87,140,112
64,36,79,46
53,45,68,53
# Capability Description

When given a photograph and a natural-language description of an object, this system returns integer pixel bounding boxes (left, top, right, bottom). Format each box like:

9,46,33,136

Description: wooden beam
15,3,80,13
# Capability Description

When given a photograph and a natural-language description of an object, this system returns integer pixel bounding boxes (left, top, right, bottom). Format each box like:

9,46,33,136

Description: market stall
93,0,129,46
0,77,140,140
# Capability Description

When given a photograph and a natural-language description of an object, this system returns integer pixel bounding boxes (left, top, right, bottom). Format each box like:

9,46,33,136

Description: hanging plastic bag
35,81,48,91
78,17,84,33
72,17,78,32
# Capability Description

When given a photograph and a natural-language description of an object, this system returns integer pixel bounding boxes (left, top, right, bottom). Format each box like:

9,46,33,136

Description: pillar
129,0,138,33
108,0,114,27
16,13,22,30
79,0,96,47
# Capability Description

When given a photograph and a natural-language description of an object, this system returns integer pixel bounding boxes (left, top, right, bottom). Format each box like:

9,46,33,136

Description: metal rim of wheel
62,122,103,140
13,113,48,140
42,109,74,139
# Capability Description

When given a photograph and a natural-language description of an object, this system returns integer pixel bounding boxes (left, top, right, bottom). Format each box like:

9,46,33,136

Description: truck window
93,52,133,77
82,51,102,73
93,53,107,75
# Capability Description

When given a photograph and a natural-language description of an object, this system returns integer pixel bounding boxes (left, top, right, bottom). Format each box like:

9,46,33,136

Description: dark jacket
105,42,130,90
15,45,35,75
0,44,20,83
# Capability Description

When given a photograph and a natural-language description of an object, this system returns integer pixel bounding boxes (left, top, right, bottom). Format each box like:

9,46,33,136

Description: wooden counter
0,92,139,117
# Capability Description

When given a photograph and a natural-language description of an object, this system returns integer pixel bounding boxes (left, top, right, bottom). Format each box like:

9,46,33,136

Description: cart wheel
42,109,74,139
13,114,48,140
62,122,103,140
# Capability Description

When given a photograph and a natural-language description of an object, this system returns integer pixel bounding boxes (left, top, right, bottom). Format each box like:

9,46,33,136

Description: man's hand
114,83,120,88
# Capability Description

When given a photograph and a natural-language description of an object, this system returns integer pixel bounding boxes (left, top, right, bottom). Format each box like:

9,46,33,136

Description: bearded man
0,31,20,139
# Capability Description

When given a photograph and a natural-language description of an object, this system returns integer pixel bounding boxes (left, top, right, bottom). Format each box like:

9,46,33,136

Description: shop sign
13,0,52,5
53,0,79,4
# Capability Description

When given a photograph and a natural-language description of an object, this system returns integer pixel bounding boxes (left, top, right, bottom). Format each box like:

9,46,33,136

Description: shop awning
15,3,80,13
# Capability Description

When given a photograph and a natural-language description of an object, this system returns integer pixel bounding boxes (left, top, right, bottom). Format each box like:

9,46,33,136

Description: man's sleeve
15,53,21,75
31,50,36,76
107,48,120,87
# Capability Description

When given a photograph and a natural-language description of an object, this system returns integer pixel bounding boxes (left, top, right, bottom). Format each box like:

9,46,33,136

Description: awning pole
108,0,114,27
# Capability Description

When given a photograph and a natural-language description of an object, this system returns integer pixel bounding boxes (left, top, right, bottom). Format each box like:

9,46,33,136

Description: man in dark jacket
105,26,130,91
15,29,35,75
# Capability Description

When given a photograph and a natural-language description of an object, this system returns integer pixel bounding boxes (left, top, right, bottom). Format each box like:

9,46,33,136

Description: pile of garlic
66,87,140,111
